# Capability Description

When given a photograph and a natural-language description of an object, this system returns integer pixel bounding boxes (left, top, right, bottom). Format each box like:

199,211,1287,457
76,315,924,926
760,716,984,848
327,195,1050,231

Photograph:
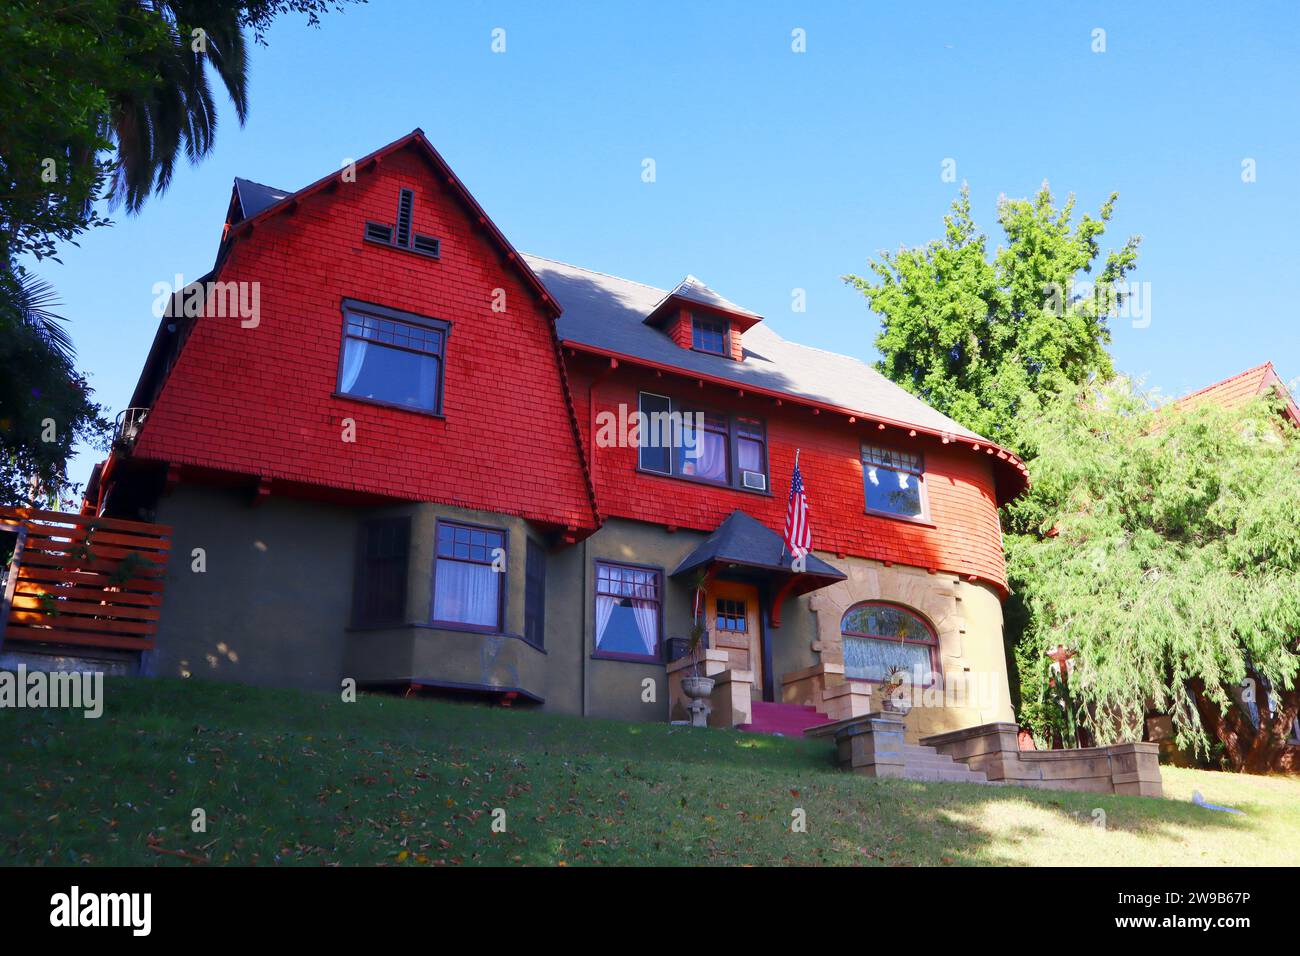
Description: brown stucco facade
144,485,1012,739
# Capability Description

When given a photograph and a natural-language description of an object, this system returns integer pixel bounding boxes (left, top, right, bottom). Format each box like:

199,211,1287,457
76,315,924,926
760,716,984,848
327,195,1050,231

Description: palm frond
108,1,250,212
11,272,75,363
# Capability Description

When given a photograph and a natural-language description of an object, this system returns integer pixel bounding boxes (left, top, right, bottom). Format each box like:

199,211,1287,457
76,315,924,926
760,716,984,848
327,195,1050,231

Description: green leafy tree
2,0,362,260
1005,378,1300,773
0,269,112,506
845,183,1141,449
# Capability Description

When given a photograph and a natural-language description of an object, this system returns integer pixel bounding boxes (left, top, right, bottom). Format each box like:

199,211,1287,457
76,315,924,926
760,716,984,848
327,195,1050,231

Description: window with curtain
841,602,937,685
338,300,447,414
861,444,926,519
636,392,768,491
432,521,504,630
675,412,730,484
593,561,661,661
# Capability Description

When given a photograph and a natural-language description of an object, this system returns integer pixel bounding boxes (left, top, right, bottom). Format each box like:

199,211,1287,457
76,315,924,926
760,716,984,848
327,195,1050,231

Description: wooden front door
707,580,763,699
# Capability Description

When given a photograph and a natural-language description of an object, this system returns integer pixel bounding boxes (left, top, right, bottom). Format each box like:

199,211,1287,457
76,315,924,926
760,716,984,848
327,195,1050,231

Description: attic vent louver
362,188,440,258
411,234,440,258
395,188,414,247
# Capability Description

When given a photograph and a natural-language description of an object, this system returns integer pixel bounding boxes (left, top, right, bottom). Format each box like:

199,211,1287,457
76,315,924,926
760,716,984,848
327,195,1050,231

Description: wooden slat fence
0,507,172,652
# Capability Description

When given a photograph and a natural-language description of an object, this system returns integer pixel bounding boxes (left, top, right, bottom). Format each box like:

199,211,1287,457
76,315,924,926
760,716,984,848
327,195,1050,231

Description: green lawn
2,677,1297,866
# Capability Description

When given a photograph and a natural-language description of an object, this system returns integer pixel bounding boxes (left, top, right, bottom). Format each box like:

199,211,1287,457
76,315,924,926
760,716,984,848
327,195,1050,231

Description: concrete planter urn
882,695,912,716
681,674,715,728
681,675,715,700
880,682,912,716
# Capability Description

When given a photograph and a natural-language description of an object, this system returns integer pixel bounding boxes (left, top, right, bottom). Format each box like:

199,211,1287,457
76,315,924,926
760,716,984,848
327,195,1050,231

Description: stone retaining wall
920,722,1163,797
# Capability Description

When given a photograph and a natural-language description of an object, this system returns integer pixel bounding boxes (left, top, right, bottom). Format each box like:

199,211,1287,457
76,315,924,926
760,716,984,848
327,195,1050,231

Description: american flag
783,452,811,560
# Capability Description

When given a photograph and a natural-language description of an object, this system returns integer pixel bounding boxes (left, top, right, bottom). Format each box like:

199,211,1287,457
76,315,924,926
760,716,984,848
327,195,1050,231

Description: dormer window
691,315,729,355
644,275,761,361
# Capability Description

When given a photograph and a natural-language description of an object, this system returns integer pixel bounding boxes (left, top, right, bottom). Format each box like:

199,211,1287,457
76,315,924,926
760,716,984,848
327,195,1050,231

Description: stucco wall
579,518,700,722
148,487,1010,737
151,484,356,690
152,486,552,697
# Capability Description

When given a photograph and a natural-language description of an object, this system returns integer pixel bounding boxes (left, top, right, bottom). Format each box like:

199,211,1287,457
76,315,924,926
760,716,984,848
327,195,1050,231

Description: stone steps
897,742,988,783
899,742,987,782
807,716,992,783
743,708,989,782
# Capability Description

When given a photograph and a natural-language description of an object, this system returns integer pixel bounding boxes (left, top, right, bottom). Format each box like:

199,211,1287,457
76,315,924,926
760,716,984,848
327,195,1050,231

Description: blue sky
27,1,1300,490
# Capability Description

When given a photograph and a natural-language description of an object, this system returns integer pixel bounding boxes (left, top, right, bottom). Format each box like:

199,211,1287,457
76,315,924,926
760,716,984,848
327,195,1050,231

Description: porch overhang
670,510,845,625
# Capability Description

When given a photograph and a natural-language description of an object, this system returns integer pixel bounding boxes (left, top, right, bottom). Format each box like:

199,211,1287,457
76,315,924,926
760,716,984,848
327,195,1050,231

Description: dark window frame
840,600,939,687
351,516,411,626
635,391,770,494
429,518,508,634
591,558,664,664
523,537,546,650
336,298,449,417
691,313,730,356
860,442,931,523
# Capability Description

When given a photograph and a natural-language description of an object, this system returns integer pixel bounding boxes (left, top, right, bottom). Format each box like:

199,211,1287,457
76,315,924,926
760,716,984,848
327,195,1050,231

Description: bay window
352,517,410,626
431,521,504,630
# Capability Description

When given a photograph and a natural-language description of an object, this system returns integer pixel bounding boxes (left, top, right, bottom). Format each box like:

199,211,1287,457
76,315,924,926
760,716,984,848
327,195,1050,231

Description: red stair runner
737,701,833,737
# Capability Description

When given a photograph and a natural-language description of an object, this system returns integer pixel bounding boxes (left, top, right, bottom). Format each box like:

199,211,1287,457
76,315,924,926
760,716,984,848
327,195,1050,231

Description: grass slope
2,678,1298,866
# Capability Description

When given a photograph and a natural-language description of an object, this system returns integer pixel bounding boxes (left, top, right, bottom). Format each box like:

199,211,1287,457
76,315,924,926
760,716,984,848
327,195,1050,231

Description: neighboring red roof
1176,362,1300,427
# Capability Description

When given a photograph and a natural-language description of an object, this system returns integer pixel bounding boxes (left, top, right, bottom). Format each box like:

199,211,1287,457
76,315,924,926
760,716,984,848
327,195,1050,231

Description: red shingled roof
1175,362,1300,427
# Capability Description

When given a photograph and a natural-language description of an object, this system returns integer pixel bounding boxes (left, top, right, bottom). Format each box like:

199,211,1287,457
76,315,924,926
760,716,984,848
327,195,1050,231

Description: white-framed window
861,444,927,520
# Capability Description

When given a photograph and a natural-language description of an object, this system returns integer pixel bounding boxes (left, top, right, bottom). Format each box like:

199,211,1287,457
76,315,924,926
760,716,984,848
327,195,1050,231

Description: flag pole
780,448,801,566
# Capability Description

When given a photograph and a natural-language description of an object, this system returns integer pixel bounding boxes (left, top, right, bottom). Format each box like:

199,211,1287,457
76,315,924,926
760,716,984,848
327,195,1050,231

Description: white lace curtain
434,559,499,627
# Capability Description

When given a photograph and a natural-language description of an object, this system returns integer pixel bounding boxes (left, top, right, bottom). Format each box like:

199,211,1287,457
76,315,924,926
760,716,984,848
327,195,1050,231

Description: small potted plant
679,573,715,702
879,665,912,715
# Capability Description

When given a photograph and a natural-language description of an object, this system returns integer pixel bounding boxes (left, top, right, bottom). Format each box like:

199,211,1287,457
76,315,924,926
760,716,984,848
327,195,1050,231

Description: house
73,130,1031,738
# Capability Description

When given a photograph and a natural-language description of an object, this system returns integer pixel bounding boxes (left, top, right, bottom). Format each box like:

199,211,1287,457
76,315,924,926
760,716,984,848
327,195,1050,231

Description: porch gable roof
671,510,846,582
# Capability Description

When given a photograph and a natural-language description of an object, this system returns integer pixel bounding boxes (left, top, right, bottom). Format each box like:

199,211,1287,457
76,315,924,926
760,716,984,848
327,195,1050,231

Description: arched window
840,602,938,686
